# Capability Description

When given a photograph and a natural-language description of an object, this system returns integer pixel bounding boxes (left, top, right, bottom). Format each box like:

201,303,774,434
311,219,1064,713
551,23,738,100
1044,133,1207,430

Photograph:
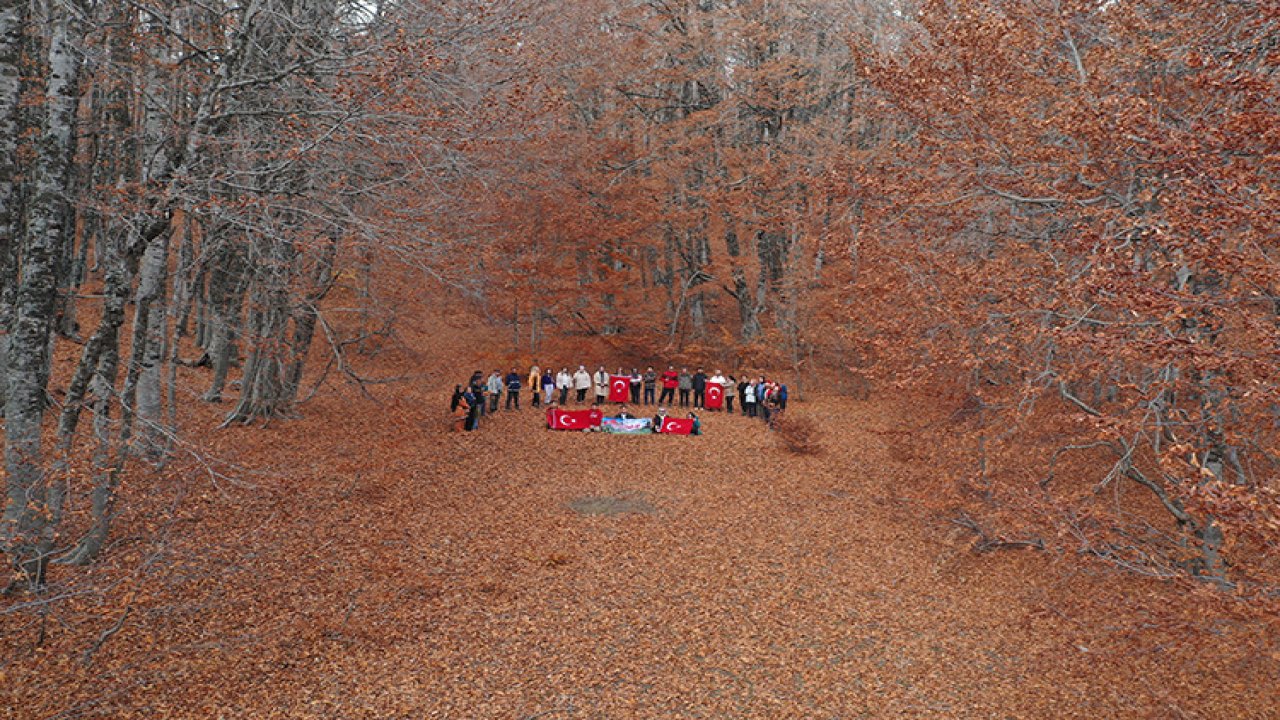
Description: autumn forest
2,0,1278,717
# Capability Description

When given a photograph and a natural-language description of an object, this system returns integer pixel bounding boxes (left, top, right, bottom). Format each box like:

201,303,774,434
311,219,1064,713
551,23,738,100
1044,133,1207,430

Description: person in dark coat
652,406,669,432
505,368,522,409
463,387,481,431
692,368,708,409
468,371,486,417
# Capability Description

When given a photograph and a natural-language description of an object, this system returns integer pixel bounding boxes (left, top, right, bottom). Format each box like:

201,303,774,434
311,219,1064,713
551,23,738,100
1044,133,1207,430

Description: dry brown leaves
3,303,1278,719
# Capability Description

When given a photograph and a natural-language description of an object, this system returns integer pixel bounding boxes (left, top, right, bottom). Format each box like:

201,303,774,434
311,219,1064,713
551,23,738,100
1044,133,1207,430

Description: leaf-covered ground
6,309,1278,719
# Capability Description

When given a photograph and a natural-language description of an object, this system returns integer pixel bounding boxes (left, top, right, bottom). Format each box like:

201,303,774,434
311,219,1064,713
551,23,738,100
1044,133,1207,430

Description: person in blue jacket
778,383,789,411
463,386,481,431
505,367,522,410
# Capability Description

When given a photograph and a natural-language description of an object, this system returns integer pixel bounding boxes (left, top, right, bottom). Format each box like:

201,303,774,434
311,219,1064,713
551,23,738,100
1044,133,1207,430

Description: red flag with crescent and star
659,417,695,435
546,407,603,431
705,384,724,409
609,374,630,403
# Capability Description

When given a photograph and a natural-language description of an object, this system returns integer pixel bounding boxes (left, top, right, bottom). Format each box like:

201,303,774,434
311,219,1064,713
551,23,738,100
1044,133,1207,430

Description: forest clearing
2,0,1278,717
5,306,1278,718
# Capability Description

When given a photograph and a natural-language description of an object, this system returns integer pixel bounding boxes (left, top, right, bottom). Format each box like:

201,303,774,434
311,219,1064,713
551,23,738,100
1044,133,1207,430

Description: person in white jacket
593,366,609,405
555,368,573,405
708,371,727,411
485,370,504,413
572,365,592,403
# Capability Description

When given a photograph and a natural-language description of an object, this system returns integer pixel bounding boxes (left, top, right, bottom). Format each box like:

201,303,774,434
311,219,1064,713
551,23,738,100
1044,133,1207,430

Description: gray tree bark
132,233,171,458
0,0,27,410
3,2,83,585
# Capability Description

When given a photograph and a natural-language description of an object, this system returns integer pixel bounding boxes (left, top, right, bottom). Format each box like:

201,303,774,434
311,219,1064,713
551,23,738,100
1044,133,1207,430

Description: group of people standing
451,363,790,431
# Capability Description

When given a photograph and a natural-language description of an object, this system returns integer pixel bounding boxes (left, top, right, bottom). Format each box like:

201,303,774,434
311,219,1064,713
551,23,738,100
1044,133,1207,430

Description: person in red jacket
659,366,678,406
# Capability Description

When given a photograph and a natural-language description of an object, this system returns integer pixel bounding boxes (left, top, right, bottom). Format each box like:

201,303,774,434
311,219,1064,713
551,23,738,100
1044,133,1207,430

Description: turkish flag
609,375,630,403
705,384,724,409
547,408,603,431
659,417,695,435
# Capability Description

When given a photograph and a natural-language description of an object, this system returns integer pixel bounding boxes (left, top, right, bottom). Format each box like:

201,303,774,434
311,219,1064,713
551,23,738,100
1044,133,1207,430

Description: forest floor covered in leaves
6,306,1279,719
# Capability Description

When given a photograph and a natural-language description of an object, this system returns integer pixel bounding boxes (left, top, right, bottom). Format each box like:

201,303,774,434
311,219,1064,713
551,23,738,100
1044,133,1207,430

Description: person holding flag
657,412,696,435
706,370,726,410
629,368,642,404
609,369,631,403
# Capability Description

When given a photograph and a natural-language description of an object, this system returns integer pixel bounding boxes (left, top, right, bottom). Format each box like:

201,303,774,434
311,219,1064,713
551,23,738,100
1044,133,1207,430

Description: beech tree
1,0,525,582
841,0,1280,586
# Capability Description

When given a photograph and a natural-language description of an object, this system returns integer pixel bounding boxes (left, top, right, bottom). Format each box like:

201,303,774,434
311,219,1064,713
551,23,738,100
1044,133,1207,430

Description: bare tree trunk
282,235,336,405
0,0,25,410
3,3,83,585
61,296,125,566
50,233,131,566
165,212,198,457
202,242,247,402
133,233,171,458
225,237,295,424
64,227,165,564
